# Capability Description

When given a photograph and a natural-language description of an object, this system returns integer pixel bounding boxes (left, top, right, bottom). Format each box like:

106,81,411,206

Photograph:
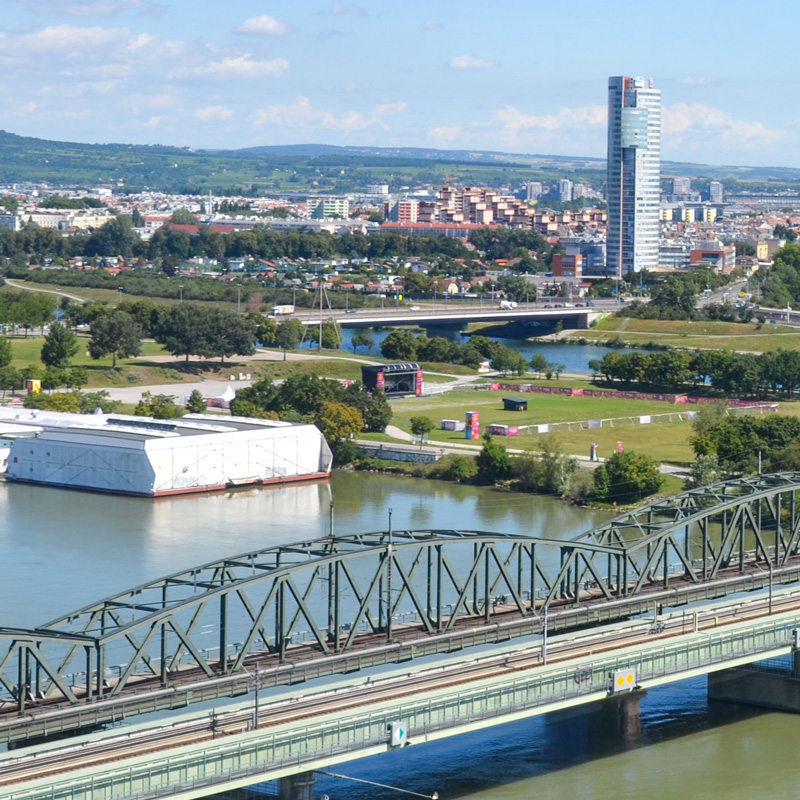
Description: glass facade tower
606,76,661,276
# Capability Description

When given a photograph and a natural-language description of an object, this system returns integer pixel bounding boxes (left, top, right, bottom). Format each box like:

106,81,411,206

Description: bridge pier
280,771,316,800
601,693,642,743
708,661,800,713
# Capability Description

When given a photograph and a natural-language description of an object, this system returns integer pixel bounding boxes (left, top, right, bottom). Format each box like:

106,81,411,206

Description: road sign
390,720,407,746
611,668,636,693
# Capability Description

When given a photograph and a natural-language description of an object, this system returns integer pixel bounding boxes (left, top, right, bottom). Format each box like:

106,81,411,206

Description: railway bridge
5,474,800,797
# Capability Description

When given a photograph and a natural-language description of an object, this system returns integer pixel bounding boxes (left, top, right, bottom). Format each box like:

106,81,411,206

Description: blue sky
1,0,796,167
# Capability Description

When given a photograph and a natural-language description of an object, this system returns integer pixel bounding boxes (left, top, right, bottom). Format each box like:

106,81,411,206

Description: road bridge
3,473,800,747
294,302,613,329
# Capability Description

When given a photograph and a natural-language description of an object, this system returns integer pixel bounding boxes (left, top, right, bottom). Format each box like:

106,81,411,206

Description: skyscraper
606,76,661,276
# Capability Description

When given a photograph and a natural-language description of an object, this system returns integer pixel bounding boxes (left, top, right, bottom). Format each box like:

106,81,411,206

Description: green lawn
388,387,703,463
579,316,800,353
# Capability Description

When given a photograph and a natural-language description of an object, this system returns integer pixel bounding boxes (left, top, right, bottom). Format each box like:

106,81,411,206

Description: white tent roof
217,385,236,402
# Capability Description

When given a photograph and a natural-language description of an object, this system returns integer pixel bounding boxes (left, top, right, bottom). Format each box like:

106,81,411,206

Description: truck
499,300,518,310
271,305,295,316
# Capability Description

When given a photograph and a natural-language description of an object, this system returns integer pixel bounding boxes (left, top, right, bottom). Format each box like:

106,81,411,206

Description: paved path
4,278,87,303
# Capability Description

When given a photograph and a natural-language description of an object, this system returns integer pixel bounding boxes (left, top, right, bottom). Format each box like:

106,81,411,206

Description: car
345,308,357,314
409,305,420,311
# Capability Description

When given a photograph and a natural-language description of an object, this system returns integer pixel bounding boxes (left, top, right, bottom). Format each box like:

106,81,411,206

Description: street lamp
118,286,123,304
542,599,551,665
244,667,260,730
179,285,184,304
237,285,242,314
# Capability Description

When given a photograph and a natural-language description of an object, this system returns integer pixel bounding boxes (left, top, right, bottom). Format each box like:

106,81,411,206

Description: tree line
589,348,800,398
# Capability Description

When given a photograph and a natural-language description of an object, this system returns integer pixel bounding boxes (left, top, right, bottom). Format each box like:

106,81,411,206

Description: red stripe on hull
6,472,332,498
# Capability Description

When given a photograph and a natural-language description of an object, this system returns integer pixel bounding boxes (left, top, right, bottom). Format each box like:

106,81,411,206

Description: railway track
2,588,799,788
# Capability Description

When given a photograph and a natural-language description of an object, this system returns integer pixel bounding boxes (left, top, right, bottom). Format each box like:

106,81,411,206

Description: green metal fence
5,614,798,800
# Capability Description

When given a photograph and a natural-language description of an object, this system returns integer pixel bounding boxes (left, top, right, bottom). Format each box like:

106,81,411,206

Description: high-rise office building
606,76,661,275
708,180,724,204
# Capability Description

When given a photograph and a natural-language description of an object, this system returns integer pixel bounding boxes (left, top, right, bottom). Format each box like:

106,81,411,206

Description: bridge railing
11,613,799,800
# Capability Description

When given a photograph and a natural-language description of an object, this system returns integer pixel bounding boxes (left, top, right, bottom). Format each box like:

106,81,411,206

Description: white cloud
494,103,607,133
682,76,713,87
25,0,163,17
426,103,607,153
447,54,497,70
329,2,367,16
194,105,233,122
662,102,783,148
236,14,290,37
172,55,290,81
252,94,406,133
427,125,463,145
422,20,443,30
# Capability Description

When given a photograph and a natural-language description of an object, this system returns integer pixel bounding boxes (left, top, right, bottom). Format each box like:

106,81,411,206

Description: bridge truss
2,472,800,719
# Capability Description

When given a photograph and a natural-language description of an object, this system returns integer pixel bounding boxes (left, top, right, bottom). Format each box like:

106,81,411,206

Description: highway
292,298,623,327
1,585,798,792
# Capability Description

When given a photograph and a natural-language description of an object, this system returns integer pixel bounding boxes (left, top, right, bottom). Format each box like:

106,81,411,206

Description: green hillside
0,130,799,195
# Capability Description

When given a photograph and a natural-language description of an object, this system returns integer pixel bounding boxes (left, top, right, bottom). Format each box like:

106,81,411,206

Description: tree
351,331,375,354
475,435,512,484
491,346,528,375
683,454,721,490
171,208,198,225
40,322,79,368
410,416,434,445
275,317,304,360
513,438,578,495
380,329,417,361
203,307,256,363
0,337,11,370
134,391,184,419
343,383,392,432
530,352,549,376
88,311,142,367
593,451,662,504
186,389,207,413
230,377,279,417
249,314,278,346
276,374,340,419
154,304,208,361
318,400,364,444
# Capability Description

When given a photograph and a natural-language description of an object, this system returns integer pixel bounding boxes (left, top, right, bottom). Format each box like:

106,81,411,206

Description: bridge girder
2,473,800,715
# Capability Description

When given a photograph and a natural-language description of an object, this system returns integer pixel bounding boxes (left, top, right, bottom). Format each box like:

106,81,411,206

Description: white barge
0,410,332,497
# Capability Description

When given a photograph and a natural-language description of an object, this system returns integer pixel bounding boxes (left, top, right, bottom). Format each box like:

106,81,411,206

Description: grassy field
387,388,706,463
576,317,800,353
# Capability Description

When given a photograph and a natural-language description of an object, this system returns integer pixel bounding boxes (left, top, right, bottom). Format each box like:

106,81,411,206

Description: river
0,474,794,799
303,328,630,374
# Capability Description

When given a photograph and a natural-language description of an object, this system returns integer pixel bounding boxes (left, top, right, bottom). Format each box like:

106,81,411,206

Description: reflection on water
0,472,608,628
317,328,638,374
0,474,792,800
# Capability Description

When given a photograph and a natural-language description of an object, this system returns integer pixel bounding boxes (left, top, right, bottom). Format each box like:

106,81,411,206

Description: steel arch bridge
4,472,800,730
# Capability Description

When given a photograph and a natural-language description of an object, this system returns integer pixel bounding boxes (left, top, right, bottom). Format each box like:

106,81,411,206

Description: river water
303,328,627,374
0,474,794,799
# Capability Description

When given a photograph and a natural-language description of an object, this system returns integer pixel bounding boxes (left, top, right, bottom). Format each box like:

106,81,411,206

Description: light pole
237,285,242,314
179,285,184,304
542,600,550,664
118,286,123,304
768,557,773,616
244,667,260,730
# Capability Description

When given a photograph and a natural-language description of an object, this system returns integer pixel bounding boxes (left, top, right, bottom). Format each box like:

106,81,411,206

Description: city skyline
0,0,798,168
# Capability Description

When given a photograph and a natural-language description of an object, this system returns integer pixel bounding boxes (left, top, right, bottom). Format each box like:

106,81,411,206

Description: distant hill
0,129,798,192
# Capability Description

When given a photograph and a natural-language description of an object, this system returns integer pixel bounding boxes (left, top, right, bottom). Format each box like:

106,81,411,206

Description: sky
1,0,797,168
